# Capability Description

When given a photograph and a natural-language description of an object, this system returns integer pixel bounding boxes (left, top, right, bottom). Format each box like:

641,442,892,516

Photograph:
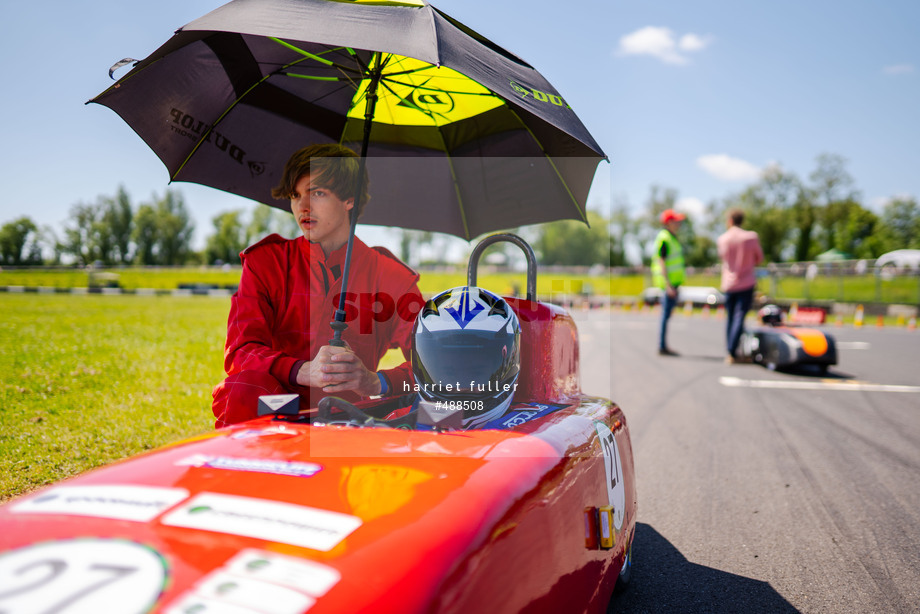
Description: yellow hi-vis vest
652,229,685,289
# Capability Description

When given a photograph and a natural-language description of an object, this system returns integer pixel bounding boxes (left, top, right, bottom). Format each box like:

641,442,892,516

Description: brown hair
728,208,745,227
271,144,370,217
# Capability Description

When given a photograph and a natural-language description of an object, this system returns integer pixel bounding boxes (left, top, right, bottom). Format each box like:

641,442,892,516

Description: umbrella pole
329,58,382,347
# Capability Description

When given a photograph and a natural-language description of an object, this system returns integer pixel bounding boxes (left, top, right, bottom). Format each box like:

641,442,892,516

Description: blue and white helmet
411,286,521,429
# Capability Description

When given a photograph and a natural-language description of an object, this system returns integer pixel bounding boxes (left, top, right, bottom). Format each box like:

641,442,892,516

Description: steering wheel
316,396,380,427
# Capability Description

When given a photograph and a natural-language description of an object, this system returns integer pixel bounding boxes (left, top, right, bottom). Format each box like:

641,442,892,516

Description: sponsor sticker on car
10,484,189,522
176,454,322,478
170,571,316,614
228,426,302,440
224,549,341,596
482,403,565,429
164,549,341,614
160,493,362,552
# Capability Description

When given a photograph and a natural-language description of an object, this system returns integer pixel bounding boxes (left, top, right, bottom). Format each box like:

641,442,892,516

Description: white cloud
883,64,914,75
697,154,762,182
676,196,706,220
678,33,711,52
617,26,711,65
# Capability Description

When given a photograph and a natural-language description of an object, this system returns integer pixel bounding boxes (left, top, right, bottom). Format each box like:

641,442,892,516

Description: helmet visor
414,329,517,395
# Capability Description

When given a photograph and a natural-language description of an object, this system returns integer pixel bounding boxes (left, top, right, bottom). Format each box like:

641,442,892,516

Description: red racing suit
211,234,424,427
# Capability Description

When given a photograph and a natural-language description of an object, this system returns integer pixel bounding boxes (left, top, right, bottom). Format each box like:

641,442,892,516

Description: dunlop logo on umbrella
397,87,455,115
509,80,571,109
168,107,256,171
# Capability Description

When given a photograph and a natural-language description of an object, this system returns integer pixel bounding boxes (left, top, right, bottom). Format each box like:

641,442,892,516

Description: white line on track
719,376,920,393
836,341,871,350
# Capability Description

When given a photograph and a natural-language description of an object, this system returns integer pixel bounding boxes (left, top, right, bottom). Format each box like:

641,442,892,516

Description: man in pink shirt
717,209,764,364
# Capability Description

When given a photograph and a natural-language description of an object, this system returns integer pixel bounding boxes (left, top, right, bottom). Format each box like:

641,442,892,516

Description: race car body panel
506,297,580,403
0,400,635,614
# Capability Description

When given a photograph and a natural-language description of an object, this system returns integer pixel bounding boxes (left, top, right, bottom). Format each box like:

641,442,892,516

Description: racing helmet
411,286,521,429
759,304,784,326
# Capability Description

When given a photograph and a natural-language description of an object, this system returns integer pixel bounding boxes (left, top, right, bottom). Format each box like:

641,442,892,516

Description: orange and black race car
739,304,838,373
0,236,637,614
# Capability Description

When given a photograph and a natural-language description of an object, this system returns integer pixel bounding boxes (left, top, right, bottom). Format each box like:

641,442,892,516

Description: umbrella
90,0,606,341
89,0,605,240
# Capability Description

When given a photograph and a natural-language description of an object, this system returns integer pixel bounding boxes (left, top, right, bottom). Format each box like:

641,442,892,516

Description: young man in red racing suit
211,144,424,428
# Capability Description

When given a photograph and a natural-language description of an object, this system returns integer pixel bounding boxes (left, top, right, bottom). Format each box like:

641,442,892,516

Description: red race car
0,235,636,614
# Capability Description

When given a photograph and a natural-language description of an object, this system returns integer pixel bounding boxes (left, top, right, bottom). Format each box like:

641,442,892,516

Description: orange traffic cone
854,304,864,328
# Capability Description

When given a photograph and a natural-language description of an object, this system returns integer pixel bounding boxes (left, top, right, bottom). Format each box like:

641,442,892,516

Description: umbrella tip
108,58,138,80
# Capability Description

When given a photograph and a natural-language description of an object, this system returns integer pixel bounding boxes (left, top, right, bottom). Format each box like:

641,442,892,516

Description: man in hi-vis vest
652,209,686,356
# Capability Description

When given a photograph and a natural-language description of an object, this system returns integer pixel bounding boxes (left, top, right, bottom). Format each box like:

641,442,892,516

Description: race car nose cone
257,394,300,417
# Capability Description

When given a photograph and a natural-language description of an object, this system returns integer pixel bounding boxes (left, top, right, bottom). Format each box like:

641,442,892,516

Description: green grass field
0,294,228,501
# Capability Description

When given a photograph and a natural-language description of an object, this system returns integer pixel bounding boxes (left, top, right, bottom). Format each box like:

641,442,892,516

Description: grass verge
0,294,227,501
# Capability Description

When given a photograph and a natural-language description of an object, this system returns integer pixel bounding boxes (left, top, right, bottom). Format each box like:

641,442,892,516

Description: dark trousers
725,287,755,357
659,289,678,351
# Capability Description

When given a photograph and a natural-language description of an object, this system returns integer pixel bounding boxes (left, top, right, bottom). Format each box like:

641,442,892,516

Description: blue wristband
377,372,389,396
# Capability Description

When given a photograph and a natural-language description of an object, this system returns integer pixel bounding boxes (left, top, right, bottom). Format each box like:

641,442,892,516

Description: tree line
0,186,296,267
1,153,917,268
535,153,919,267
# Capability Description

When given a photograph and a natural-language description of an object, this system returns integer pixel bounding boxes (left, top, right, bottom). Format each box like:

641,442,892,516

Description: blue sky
0,0,917,256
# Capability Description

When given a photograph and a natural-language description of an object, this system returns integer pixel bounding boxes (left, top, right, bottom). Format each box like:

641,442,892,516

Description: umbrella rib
505,108,589,225
286,48,366,107
269,38,358,74
429,128,472,240
271,39,372,93
444,153,471,240
341,47,370,91
382,75,497,98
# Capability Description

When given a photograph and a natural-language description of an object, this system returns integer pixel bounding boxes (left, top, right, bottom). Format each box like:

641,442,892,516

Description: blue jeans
659,289,678,351
725,287,754,357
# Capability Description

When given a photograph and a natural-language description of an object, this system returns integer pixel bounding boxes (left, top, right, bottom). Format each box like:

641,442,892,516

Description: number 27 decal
0,539,167,614
595,422,627,532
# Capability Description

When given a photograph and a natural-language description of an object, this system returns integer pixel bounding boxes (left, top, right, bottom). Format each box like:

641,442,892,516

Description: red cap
660,209,686,224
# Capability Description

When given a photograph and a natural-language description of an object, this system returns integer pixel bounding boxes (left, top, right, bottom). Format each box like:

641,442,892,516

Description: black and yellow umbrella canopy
91,0,606,239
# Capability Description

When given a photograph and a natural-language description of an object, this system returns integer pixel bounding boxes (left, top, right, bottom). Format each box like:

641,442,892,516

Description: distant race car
739,305,838,372
0,235,637,614
640,285,725,306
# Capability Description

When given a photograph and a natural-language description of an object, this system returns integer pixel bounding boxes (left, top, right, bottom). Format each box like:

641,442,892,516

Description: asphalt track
572,307,920,613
